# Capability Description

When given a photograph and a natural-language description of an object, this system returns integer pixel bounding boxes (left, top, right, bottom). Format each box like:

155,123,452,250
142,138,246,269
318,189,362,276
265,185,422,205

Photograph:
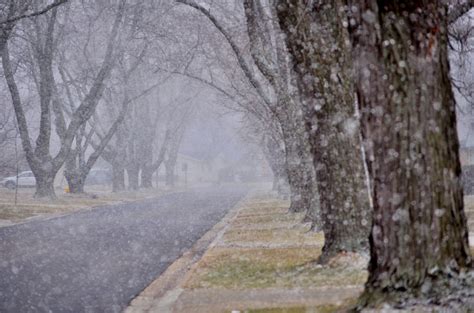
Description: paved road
0,186,248,313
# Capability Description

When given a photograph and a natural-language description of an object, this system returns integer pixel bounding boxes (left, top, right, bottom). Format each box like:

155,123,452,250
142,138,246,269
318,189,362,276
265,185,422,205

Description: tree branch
84,99,128,173
0,0,69,25
175,0,274,108
52,0,126,172
2,42,38,167
243,0,278,86
449,0,474,24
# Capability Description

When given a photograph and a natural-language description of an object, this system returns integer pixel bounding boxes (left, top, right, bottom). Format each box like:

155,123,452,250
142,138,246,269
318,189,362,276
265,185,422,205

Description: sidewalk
126,190,474,313
125,191,370,313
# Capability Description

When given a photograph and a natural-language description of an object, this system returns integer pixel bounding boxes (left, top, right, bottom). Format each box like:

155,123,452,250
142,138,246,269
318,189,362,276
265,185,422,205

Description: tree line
176,0,474,310
0,0,197,197
1,0,473,310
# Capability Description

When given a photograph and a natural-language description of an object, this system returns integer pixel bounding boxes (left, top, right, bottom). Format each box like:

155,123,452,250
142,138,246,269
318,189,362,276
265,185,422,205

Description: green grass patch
232,212,303,225
244,303,352,313
185,247,366,289
222,228,323,246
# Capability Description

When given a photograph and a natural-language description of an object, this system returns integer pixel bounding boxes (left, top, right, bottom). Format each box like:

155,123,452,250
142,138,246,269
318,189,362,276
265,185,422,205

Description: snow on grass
184,247,367,289
182,195,367,292
0,187,172,223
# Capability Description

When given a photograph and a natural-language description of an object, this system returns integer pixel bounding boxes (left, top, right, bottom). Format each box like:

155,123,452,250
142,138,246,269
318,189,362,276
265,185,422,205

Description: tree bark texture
64,153,86,193
278,108,320,219
33,170,56,198
348,0,473,307
262,134,290,198
277,0,371,262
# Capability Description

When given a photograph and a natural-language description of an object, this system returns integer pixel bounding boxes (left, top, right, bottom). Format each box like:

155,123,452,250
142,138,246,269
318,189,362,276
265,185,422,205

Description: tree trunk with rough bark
34,170,56,198
277,0,371,262
64,152,86,193
347,0,473,308
64,171,85,193
262,133,290,198
241,0,321,225
278,110,319,217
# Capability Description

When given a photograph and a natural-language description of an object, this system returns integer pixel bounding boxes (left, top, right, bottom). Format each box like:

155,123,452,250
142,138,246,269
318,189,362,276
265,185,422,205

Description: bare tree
276,0,371,262
176,0,321,223
1,0,125,198
0,0,68,53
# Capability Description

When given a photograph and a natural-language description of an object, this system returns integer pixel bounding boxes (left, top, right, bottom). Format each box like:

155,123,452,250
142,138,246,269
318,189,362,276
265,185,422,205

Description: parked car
1,171,36,189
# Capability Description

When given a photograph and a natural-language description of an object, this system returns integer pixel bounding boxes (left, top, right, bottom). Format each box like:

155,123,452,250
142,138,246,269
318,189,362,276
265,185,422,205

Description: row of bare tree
174,0,474,310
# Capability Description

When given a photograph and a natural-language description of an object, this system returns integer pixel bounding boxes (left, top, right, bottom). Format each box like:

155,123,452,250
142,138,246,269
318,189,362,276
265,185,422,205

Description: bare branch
1,42,37,167
0,0,69,25
449,0,474,24
52,0,126,172
175,0,273,108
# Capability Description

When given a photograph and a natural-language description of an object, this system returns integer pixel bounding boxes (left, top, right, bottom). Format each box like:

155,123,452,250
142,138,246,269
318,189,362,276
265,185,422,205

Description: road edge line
124,189,253,313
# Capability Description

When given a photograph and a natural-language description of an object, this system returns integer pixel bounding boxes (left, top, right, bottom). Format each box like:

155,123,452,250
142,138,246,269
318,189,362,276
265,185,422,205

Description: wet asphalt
0,185,248,313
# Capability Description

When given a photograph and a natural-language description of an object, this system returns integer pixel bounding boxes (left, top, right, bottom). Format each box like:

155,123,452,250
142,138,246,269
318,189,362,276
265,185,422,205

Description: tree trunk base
353,270,474,312
68,184,85,194
288,199,306,213
34,187,56,199
65,175,85,194
34,177,56,199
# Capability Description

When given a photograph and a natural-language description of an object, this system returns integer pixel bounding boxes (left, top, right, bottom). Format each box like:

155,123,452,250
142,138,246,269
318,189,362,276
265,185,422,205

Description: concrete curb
124,190,252,313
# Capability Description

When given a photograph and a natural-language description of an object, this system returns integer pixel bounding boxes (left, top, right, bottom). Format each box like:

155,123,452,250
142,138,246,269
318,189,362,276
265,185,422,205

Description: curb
124,190,251,313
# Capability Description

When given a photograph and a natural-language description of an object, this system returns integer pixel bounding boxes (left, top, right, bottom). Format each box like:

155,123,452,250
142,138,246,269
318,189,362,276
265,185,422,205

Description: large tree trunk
65,173,85,193
64,159,85,194
278,108,319,217
277,0,371,262
34,170,56,198
241,0,321,226
348,1,473,308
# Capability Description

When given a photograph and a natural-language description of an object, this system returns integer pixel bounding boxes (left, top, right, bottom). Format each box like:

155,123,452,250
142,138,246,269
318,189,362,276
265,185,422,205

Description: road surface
0,186,248,313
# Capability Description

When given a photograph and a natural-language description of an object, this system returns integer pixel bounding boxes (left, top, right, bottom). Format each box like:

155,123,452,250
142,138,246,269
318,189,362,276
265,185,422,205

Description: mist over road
0,186,248,313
